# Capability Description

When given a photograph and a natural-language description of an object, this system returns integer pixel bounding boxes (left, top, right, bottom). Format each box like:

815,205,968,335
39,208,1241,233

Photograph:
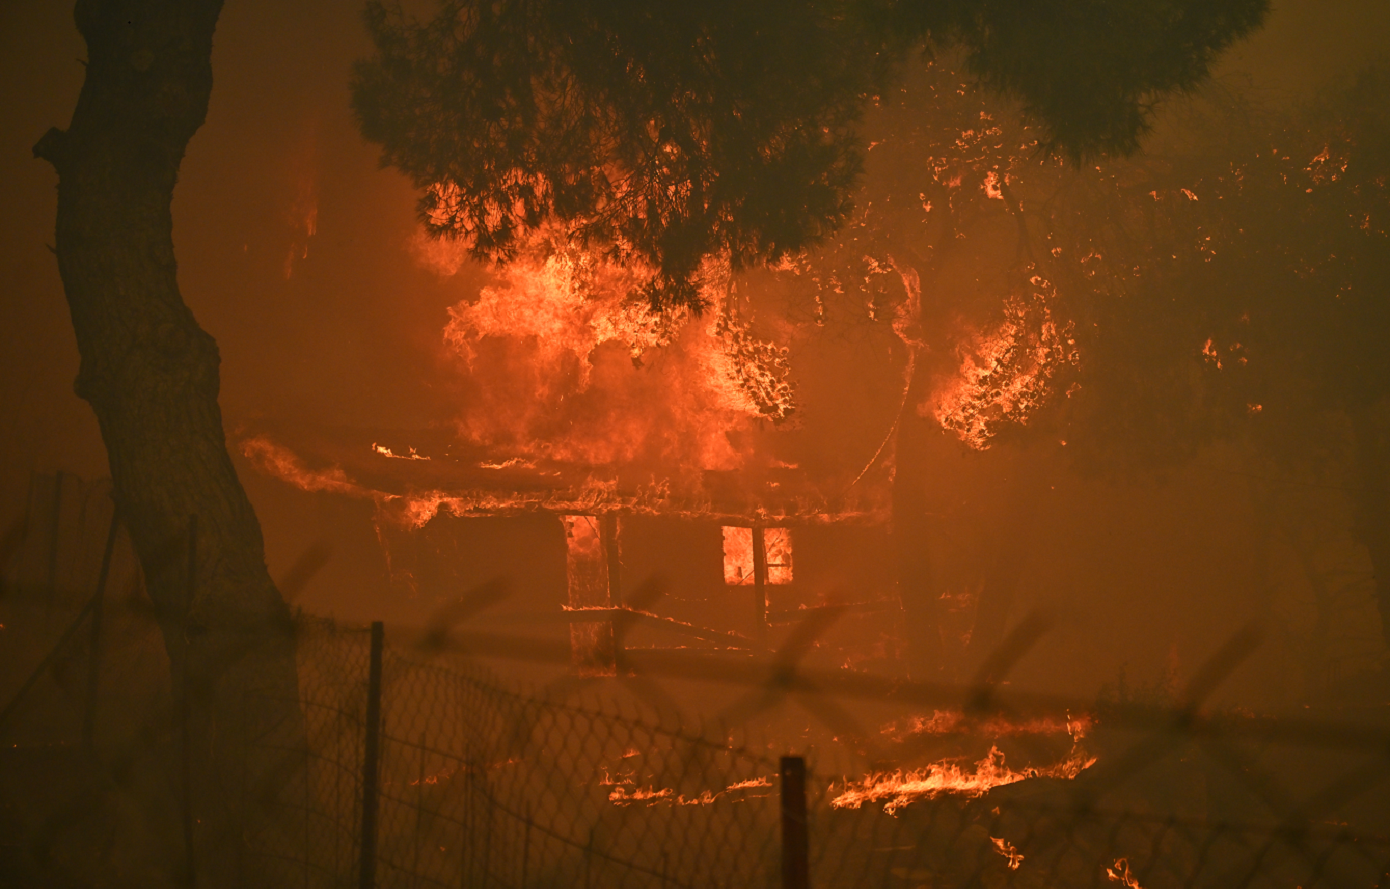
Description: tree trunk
893,355,943,678
965,455,1047,677
35,2,303,885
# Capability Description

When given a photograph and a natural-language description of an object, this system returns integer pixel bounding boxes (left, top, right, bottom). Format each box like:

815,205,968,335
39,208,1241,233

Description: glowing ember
829,746,1096,815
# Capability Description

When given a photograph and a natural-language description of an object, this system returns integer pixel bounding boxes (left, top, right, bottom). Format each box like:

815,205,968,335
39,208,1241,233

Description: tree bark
965,457,1047,676
893,355,943,678
35,2,303,885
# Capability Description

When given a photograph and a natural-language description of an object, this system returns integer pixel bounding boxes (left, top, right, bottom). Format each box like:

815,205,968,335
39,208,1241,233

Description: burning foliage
441,235,795,472
932,271,1078,449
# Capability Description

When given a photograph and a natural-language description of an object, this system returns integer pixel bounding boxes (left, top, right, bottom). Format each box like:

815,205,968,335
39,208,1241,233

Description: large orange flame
439,235,794,473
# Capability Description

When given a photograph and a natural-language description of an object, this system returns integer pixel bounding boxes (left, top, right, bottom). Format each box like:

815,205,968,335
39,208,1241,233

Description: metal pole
359,621,385,889
181,515,197,889
460,744,471,887
412,732,425,888
780,756,809,889
520,803,531,887
81,504,119,750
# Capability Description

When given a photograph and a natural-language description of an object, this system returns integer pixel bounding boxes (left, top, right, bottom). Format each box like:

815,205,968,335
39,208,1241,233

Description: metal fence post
359,621,385,889
781,755,809,889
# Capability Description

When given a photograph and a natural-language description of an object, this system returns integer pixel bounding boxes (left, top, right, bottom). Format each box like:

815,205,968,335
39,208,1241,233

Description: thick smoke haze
3,0,1389,704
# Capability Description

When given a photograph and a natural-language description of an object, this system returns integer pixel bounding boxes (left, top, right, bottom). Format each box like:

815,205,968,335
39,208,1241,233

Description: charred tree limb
36,2,303,885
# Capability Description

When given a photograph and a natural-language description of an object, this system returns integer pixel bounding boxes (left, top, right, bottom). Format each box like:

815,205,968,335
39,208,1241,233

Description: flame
602,772,772,808
830,746,1096,815
243,433,876,530
371,442,430,461
983,171,1005,200
991,836,1024,870
240,436,366,497
439,235,794,472
932,273,1077,449
1107,858,1144,888
721,526,793,585
880,709,1093,742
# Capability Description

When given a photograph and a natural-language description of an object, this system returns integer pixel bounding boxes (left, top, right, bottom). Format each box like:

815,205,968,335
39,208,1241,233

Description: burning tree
352,0,1269,308
352,0,1268,676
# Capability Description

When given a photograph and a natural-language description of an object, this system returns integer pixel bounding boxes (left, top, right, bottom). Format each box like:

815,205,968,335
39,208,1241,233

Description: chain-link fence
242,617,1390,889
248,618,788,888
4,474,1390,888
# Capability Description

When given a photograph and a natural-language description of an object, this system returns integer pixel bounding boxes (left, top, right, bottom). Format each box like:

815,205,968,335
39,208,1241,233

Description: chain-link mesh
255,619,785,888
3,475,1389,889
241,618,1390,889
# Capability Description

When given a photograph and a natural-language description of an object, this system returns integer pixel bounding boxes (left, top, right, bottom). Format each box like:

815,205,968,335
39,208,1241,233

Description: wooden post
752,524,768,648
81,505,119,750
601,513,623,671
562,515,615,672
360,621,385,889
780,756,809,889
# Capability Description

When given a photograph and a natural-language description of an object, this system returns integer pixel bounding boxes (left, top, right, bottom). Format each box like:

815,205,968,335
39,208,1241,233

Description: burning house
243,242,906,674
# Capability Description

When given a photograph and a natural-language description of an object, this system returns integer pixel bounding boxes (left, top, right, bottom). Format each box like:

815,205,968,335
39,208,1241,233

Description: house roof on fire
240,423,891,526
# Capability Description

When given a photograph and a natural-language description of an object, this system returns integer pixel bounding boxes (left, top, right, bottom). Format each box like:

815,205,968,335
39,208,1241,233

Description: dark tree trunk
1349,406,1390,653
965,458,1047,676
893,355,943,678
35,2,303,885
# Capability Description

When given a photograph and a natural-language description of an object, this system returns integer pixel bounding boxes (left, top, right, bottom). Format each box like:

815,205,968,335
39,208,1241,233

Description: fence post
359,621,385,889
780,756,809,889
81,505,119,750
